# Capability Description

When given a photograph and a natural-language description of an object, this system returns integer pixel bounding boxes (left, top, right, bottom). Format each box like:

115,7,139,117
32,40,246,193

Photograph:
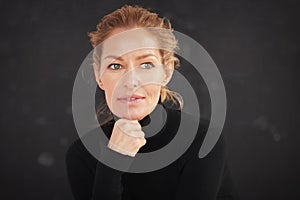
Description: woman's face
95,28,171,120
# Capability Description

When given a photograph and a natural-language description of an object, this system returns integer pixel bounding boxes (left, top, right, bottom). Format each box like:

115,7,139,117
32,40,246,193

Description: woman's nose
123,68,140,89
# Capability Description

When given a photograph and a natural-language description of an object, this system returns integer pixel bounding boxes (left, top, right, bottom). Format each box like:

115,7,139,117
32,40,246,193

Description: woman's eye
140,62,155,69
108,64,122,70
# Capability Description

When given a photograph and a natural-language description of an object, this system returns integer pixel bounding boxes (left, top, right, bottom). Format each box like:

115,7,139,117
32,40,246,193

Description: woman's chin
111,104,157,121
113,110,148,121
121,113,146,121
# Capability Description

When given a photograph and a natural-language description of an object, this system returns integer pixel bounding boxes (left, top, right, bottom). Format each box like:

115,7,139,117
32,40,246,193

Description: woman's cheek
146,86,161,104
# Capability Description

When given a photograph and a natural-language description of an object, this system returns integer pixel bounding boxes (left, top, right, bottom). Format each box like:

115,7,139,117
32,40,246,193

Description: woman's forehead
100,28,160,59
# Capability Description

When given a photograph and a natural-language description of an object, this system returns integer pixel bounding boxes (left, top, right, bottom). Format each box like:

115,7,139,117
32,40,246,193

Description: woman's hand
107,119,146,157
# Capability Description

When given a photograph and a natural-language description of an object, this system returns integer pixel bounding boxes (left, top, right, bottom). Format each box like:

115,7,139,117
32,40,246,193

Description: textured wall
1,0,299,199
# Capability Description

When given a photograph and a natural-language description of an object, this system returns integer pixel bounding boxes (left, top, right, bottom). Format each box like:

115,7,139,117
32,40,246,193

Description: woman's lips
117,94,145,104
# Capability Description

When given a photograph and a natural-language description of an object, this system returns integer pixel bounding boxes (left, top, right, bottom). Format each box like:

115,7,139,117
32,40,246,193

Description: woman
66,5,236,200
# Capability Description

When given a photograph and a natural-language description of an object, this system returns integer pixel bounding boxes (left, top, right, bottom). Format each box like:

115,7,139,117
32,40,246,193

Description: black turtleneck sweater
66,106,237,200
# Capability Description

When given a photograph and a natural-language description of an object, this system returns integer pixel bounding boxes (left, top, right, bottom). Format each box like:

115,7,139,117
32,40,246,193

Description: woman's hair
88,5,182,124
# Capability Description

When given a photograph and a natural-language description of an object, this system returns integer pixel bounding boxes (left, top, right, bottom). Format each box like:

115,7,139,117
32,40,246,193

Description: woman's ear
97,79,105,90
93,63,105,90
163,61,174,85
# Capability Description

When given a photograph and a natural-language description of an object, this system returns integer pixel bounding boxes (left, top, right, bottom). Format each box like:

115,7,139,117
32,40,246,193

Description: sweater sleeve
174,133,228,199
65,138,134,200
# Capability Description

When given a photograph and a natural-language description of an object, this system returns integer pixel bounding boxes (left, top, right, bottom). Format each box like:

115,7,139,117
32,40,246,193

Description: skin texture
98,48,163,121
94,28,174,156
107,119,146,157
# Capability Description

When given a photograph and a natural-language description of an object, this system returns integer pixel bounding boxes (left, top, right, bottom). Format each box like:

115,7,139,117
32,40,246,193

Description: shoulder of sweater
66,127,102,164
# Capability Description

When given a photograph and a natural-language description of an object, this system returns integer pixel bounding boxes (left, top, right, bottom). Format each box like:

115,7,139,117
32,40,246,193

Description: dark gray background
1,0,299,199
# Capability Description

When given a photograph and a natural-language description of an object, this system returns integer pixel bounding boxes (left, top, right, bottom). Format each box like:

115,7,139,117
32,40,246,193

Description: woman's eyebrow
136,54,159,60
103,54,159,61
103,55,124,61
